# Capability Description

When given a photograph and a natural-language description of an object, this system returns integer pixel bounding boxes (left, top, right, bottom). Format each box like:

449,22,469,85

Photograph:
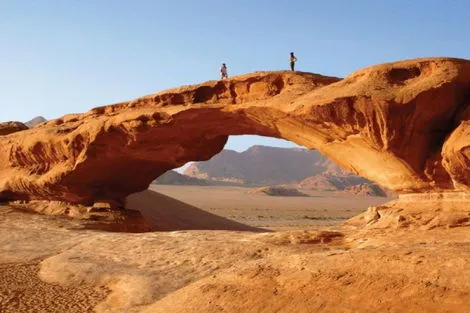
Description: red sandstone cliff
0,57,468,204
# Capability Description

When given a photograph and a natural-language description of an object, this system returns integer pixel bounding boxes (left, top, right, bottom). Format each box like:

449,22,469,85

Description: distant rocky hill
184,146,339,185
153,170,209,185
25,116,47,128
247,186,309,197
153,170,241,186
340,183,388,197
297,172,367,191
182,146,394,197
296,172,396,197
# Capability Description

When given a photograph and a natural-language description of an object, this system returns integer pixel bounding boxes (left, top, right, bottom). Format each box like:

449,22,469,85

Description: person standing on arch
220,63,228,79
289,52,297,71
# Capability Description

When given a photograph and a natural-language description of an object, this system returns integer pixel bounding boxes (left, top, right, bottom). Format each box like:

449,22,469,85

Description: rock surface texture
0,121,28,136
0,57,469,204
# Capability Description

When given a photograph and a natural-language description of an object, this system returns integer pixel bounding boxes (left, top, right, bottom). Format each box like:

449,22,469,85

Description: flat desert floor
1,186,469,313
149,185,393,230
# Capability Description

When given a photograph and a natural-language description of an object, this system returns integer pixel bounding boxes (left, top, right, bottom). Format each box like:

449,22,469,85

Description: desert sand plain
149,185,393,230
1,186,469,313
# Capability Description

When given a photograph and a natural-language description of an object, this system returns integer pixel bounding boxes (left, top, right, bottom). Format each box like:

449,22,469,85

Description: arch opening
151,135,395,230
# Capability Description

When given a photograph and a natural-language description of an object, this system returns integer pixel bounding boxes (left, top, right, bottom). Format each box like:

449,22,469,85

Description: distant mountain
183,145,395,197
153,170,241,186
184,145,339,186
297,172,395,197
297,172,368,191
153,170,209,185
247,186,309,197
25,116,47,128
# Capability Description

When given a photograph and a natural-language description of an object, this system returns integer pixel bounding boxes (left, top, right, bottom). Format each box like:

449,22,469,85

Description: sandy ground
149,185,393,230
0,187,469,313
0,263,109,313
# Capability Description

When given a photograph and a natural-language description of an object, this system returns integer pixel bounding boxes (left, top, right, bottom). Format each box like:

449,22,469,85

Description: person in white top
290,52,298,71
220,63,228,79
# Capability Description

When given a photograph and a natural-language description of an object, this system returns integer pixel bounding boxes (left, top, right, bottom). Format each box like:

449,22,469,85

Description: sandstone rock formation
297,172,394,197
247,186,309,197
340,183,388,197
153,170,239,186
298,172,368,191
0,121,28,136
347,192,470,229
0,57,469,205
153,170,210,186
442,120,470,192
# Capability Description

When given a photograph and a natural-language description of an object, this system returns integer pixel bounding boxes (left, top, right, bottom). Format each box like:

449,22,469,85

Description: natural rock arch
0,57,469,205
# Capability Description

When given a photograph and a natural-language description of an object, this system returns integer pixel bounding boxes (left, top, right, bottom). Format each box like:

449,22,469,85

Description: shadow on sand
126,190,267,232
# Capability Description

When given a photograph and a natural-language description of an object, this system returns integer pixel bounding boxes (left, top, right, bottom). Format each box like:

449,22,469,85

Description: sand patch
0,262,109,313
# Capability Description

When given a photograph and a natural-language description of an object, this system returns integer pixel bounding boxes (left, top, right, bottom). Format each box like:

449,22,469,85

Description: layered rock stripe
0,57,469,204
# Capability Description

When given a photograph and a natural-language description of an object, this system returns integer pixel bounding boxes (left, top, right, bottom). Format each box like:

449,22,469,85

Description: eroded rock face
0,121,28,136
247,186,309,197
442,121,470,192
0,58,469,204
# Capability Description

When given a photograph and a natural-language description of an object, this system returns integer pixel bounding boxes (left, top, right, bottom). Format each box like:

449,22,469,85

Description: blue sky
1,0,468,151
